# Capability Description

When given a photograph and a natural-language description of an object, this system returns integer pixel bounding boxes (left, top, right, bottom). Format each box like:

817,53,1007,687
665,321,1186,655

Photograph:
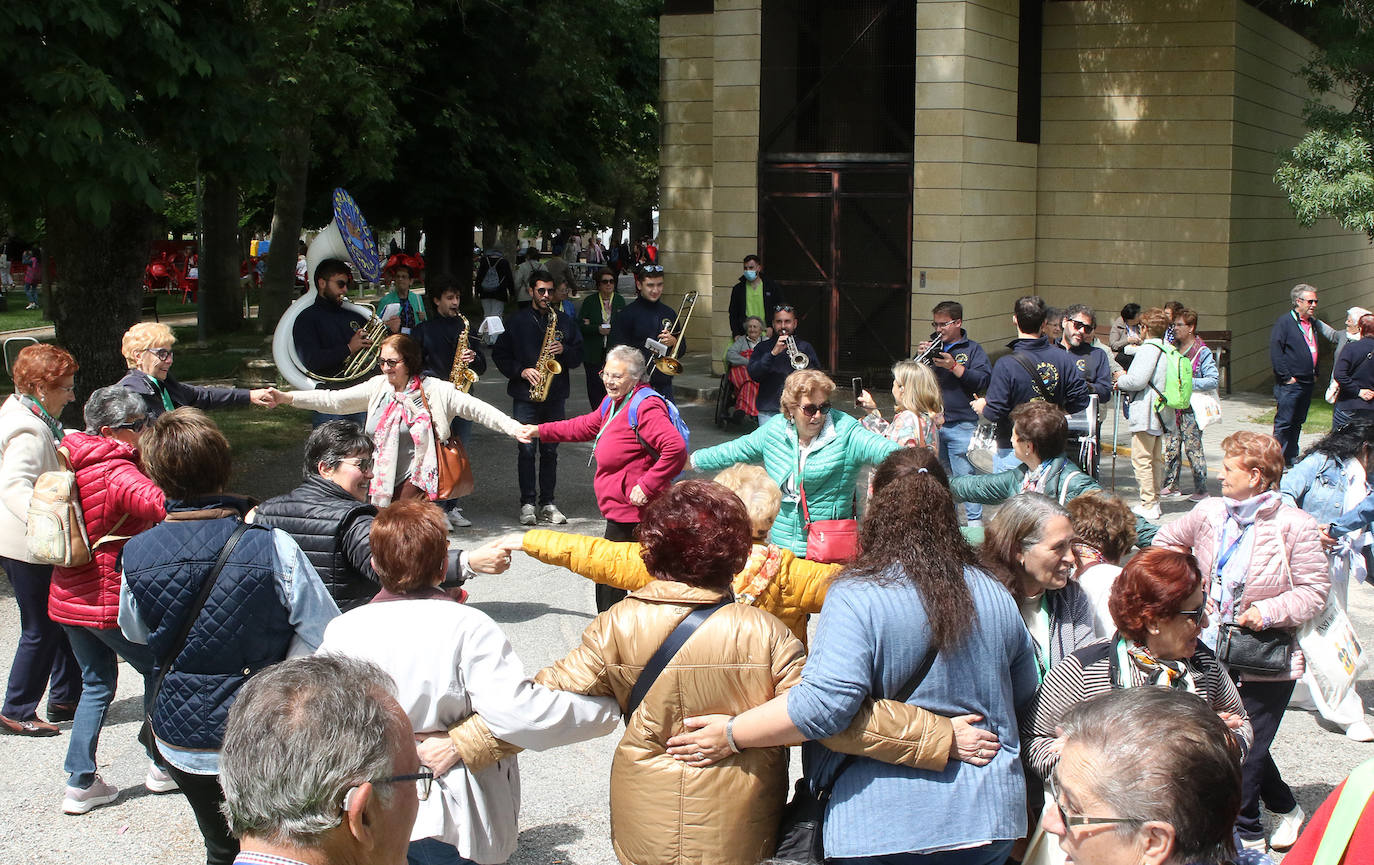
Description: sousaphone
271,188,383,390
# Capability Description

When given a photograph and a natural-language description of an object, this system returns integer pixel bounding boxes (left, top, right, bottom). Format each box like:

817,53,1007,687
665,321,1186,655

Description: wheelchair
714,369,738,429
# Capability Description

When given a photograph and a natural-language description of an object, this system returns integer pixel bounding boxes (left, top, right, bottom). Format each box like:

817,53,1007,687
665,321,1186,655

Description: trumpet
783,333,809,370
913,331,943,366
654,291,698,376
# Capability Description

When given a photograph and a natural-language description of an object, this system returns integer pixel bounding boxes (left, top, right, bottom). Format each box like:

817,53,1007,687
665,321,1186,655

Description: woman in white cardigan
317,501,618,865
269,334,522,506
0,344,82,736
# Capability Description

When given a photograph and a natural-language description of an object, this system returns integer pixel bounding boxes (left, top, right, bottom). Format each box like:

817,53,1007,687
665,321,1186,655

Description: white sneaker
446,509,472,529
1348,720,1374,742
145,763,178,793
62,775,119,815
1269,804,1304,851
1239,836,1268,854
1132,503,1162,521
519,504,537,526
540,504,568,525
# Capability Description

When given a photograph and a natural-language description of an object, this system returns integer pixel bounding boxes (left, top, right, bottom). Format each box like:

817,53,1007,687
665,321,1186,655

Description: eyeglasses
1067,319,1094,331
638,265,665,275
378,357,404,369
600,370,631,382
931,319,959,328
1176,606,1207,623
597,278,615,284
341,767,434,812
143,348,174,361
113,419,148,432
1048,775,1143,831
338,457,375,473
799,402,831,417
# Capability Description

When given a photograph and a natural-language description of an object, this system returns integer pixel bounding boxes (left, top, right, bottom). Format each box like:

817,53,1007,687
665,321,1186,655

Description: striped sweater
1020,636,1253,781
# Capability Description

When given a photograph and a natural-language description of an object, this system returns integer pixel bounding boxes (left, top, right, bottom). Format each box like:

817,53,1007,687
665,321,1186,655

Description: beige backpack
26,447,128,567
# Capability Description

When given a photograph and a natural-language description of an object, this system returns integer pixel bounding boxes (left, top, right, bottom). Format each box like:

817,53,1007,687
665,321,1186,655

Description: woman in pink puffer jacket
1154,431,1328,853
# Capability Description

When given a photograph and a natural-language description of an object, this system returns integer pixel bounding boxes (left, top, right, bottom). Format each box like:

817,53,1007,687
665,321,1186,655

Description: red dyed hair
12,344,77,394
1108,547,1202,642
639,480,752,589
1221,431,1285,492
370,500,449,593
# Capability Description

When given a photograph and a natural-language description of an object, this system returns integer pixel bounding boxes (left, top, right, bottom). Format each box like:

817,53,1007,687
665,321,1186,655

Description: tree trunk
261,123,312,331
497,225,521,259
198,171,244,338
610,198,627,250
47,202,158,425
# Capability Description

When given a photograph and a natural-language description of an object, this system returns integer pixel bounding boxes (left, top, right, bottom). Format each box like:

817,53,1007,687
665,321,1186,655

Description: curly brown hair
639,480,752,589
1108,547,1202,642
1066,492,1136,563
847,449,977,650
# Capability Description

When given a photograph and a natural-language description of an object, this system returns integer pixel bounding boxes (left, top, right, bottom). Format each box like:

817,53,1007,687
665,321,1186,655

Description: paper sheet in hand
479,316,505,337
381,303,401,321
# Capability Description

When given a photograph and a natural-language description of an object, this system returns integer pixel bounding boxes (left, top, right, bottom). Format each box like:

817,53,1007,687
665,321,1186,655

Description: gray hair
980,492,1070,600
220,654,401,845
83,386,147,434
303,420,375,478
1062,303,1096,328
604,344,648,381
1291,283,1317,305
1057,688,1241,865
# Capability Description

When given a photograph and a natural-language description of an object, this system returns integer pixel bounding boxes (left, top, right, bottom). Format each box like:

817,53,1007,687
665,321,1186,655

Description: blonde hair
713,464,782,538
121,322,176,368
780,369,835,418
891,360,943,417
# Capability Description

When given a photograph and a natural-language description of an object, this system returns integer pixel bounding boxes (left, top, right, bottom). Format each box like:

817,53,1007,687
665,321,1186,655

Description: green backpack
1147,339,1193,411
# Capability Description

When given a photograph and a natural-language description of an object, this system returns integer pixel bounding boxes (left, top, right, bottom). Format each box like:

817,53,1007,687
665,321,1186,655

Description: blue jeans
832,840,1013,865
1272,380,1313,465
993,447,1020,472
24,283,39,306
408,837,477,865
63,625,160,788
1332,406,1374,431
513,398,564,506
938,421,981,522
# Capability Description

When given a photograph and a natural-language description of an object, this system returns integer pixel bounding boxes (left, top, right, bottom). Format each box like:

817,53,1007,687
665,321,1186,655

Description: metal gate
759,163,911,379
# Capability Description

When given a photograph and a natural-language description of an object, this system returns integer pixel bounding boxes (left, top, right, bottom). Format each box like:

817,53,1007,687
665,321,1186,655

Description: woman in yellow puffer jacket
506,463,835,644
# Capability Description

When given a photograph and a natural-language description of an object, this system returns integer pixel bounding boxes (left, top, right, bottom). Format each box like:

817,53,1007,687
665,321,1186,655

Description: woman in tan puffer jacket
448,480,999,865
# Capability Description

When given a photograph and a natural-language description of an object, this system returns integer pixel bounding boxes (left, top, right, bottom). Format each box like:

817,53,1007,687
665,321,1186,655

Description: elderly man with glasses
1270,283,1340,466
219,655,425,865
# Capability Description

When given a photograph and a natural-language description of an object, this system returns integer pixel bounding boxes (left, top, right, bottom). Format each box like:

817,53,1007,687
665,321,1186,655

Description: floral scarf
1115,634,1199,693
1072,541,1108,575
734,543,784,605
18,393,63,441
369,377,439,507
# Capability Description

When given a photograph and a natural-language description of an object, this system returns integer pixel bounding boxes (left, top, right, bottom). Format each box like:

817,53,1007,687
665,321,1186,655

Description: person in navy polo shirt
923,301,991,525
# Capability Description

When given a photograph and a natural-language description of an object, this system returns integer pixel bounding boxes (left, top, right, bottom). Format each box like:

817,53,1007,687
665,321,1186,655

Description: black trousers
164,763,238,865
1234,677,1299,841
1,557,80,719
596,519,638,612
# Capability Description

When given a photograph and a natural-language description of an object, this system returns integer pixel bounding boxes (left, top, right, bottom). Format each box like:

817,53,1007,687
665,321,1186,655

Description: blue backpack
599,387,690,456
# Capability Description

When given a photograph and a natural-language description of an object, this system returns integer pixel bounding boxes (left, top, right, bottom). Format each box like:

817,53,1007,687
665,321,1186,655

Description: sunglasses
1067,319,1094,331
1176,606,1206,623
774,304,796,313
639,265,665,275
143,348,174,361
338,457,375,472
597,278,615,284
113,419,148,432
379,357,404,369
799,402,831,417
532,286,555,295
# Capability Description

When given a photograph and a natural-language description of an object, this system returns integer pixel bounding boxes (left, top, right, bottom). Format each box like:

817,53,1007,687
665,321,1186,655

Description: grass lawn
0,291,192,332
1245,396,1333,434
215,404,312,458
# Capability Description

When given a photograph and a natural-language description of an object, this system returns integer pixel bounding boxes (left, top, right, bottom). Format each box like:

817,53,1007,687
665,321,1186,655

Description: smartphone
852,377,863,406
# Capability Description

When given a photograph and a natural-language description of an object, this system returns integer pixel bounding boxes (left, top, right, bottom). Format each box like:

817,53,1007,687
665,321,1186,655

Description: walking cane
1110,394,1119,491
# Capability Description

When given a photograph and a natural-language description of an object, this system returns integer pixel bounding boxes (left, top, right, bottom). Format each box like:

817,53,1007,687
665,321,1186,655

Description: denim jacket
1280,453,1356,525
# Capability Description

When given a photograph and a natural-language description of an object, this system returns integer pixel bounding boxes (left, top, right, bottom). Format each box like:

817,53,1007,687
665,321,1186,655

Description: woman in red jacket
516,345,688,611
46,386,169,815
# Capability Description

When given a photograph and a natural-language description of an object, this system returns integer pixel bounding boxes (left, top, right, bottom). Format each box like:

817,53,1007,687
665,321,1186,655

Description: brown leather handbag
419,386,475,498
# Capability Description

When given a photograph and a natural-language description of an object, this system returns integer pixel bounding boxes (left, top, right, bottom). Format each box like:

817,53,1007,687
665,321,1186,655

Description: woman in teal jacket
690,369,898,557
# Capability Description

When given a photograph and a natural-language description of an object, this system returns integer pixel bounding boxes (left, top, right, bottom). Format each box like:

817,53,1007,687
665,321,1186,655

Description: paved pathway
0,354,1364,863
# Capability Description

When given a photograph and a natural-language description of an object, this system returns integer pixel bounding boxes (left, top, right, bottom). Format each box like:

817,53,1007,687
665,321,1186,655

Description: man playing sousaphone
292,258,372,426
493,270,584,526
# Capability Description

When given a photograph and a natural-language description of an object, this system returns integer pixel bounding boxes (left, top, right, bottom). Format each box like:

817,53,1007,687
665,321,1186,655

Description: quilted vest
254,475,376,612
122,500,293,751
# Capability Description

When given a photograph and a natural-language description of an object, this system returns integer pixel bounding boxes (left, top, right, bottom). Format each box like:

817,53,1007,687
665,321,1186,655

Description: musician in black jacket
492,270,583,526
291,258,370,427
748,304,820,425
607,264,682,401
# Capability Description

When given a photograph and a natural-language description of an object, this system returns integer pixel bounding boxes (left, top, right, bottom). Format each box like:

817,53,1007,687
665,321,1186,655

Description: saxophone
528,308,563,403
448,312,478,393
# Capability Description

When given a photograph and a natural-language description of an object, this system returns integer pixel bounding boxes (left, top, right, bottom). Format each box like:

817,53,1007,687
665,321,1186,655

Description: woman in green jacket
690,369,898,557
951,401,1157,546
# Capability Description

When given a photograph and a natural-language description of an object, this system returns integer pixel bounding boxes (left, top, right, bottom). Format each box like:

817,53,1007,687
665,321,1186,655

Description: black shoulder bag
137,521,254,752
1010,352,1053,402
774,645,940,864
625,599,732,721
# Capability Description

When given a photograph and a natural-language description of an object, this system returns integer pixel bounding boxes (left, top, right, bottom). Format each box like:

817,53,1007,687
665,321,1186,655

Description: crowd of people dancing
2,255,1373,865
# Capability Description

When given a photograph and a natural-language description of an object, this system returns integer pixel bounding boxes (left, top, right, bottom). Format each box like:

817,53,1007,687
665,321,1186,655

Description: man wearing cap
607,264,682,401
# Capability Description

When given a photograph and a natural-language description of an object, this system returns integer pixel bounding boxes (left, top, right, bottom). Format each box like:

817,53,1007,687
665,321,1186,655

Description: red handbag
799,480,859,564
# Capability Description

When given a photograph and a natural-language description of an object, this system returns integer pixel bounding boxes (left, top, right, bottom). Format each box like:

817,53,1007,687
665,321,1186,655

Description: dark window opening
1017,0,1043,144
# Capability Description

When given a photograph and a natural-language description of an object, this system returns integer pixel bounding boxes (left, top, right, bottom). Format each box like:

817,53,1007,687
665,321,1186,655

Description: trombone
653,291,698,376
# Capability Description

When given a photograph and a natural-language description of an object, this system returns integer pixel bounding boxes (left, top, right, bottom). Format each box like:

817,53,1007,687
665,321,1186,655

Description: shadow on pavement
469,600,596,624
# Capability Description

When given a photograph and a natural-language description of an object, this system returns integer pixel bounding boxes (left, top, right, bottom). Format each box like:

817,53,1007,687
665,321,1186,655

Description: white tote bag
1298,595,1369,708
1189,389,1222,429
